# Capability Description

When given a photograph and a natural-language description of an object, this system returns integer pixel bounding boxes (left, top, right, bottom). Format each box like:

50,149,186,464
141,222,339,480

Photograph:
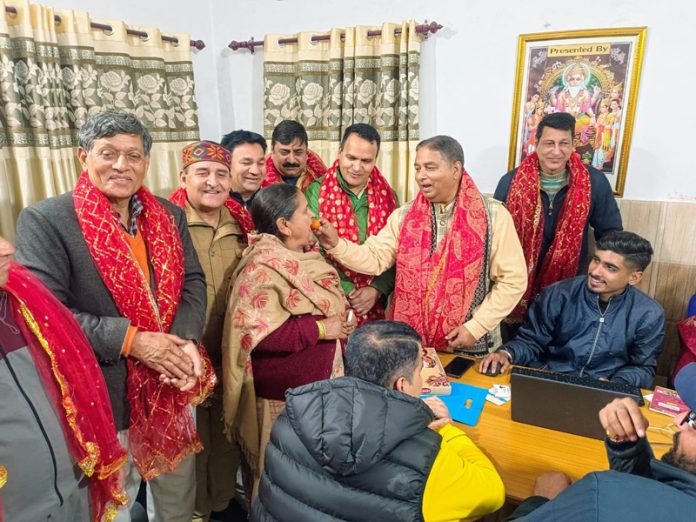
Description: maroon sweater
251,314,339,401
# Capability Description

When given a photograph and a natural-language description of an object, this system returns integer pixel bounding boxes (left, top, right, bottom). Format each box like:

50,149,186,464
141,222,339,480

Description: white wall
37,0,694,200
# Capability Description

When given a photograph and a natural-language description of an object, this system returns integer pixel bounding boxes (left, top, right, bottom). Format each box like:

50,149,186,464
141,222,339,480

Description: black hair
416,135,464,166
250,184,300,237
271,120,308,147
345,320,422,388
220,130,267,154
595,230,654,271
536,112,576,141
340,123,381,153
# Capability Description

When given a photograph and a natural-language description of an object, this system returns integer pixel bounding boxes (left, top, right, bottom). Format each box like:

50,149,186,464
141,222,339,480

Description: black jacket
495,164,622,275
251,377,441,522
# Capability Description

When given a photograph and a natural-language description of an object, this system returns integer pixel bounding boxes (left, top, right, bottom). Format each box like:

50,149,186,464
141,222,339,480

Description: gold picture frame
508,27,647,196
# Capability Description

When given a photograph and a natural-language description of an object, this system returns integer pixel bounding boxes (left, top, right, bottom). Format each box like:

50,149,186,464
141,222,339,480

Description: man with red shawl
305,123,398,324
15,112,216,522
264,120,327,191
495,112,622,340
315,135,527,356
1,234,127,521
169,141,252,519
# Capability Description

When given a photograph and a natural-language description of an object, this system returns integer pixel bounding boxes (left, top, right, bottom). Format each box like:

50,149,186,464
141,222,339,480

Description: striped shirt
540,169,569,203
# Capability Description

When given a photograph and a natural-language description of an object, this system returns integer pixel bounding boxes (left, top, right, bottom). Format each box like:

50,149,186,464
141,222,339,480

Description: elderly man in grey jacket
15,111,211,522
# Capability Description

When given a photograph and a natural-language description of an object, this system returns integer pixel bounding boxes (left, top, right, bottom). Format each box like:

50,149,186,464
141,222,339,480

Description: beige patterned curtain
263,20,420,202
0,0,199,242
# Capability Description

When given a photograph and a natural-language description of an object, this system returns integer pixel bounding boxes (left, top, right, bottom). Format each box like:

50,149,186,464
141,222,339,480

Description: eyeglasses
94,149,146,166
680,410,696,430
537,140,573,152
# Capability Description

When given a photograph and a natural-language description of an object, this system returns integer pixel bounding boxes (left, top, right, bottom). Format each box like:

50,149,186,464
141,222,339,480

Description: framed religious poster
508,27,647,196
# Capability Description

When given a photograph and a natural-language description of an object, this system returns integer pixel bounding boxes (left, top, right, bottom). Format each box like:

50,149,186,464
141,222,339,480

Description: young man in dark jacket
251,321,505,521
480,231,664,389
507,362,696,520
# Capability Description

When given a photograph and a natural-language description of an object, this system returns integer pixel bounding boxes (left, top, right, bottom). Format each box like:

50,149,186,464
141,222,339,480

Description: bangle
316,320,327,340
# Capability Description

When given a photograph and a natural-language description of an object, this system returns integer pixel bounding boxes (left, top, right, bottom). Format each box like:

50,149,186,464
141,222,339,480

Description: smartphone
444,357,475,378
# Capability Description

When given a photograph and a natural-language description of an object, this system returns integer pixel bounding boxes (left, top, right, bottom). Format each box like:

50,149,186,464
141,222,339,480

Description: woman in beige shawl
222,183,354,500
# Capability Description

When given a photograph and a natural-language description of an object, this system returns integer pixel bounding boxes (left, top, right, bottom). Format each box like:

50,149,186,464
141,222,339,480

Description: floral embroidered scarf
318,159,397,323
222,233,346,478
5,262,128,521
73,172,216,480
505,151,591,322
393,171,487,350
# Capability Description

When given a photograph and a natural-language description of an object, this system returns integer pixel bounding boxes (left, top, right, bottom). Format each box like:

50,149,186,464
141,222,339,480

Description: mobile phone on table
444,356,474,378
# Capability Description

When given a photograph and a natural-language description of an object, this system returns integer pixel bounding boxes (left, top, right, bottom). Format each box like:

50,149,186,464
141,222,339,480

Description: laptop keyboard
511,367,645,406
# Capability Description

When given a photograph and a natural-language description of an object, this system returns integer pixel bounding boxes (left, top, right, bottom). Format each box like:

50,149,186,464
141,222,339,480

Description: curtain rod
229,20,443,53
4,5,205,50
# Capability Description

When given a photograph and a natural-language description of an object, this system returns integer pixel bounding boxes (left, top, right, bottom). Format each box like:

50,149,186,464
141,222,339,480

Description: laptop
510,367,645,440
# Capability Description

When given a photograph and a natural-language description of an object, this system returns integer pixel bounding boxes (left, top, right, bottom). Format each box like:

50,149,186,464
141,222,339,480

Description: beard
661,432,696,474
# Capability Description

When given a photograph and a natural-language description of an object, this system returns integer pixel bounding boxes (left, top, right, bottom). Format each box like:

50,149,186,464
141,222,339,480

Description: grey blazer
15,192,207,430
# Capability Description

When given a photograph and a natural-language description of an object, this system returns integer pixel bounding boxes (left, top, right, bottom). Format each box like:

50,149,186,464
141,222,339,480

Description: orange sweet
311,218,321,231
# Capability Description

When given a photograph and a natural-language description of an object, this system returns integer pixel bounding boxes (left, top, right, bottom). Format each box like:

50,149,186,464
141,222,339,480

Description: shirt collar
336,169,368,199
113,194,143,236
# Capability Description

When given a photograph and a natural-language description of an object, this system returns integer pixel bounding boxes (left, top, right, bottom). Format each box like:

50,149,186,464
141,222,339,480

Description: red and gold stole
168,187,255,238
675,317,696,376
73,172,216,480
318,159,397,323
6,261,128,522
393,171,487,350
505,152,591,322
263,149,328,191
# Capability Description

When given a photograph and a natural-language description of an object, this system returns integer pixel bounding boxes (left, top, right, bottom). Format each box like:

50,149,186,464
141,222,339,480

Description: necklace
0,291,20,335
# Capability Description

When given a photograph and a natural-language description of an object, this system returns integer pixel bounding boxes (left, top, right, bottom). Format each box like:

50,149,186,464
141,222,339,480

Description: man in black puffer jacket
252,321,505,521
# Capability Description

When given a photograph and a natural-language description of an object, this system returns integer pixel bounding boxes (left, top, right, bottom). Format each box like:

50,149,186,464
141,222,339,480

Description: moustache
283,162,301,169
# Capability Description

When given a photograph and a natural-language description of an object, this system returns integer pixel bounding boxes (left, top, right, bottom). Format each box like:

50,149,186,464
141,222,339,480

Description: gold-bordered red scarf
5,261,128,522
392,171,487,350
505,151,591,322
676,316,696,376
73,172,216,480
168,187,255,238
318,159,397,323
263,149,327,191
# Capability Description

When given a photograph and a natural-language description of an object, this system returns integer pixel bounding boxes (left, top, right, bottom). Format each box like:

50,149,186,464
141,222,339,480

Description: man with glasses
15,111,215,521
494,112,622,340
506,362,696,520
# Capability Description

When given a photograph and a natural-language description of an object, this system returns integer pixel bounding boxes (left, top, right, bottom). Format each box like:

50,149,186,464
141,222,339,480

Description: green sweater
305,170,396,299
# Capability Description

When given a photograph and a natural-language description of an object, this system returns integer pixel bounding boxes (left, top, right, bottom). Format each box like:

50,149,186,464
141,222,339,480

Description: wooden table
439,354,672,501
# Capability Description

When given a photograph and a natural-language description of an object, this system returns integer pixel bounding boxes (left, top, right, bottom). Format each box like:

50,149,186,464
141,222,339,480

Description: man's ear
393,376,406,393
76,147,88,170
178,169,187,189
628,270,644,286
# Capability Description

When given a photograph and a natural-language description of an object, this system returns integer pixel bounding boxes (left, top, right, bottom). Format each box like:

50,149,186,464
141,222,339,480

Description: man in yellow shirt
251,320,505,521
315,135,527,356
